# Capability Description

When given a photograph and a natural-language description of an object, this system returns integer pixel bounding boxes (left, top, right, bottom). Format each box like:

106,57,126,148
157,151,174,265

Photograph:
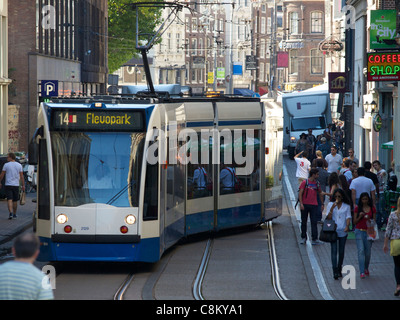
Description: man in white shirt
294,150,311,186
325,145,343,174
0,153,25,219
349,167,376,207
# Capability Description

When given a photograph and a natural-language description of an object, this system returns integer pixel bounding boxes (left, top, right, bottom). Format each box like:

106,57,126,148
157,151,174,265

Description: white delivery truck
282,84,332,159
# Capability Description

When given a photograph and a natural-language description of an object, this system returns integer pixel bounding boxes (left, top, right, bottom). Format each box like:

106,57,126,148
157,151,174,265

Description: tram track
192,223,289,301
114,273,135,300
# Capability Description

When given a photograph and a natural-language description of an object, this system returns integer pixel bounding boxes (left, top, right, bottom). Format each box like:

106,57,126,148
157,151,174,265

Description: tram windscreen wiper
106,180,136,205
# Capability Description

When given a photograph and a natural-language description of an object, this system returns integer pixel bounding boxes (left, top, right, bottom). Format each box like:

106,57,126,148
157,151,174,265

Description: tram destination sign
367,52,400,81
51,109,145,131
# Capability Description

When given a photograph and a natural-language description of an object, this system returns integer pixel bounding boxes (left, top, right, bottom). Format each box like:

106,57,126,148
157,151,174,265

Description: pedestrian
373,160,388,230
325,172,340,201
347,148,359,167
326,188,352,279
323,123,333,144
317,137,330,158
294,150,311,186
306,128,317,161
298,168,324,245
295,133,309,155
0,152,25,219
312,150,328,169
339,174,354,228
350,167,376,208
0,233,54,300
315,159,329,223
325,145,343,174
334,127,344,154
354,192,376,279
383,197,400,296
364,161,379,192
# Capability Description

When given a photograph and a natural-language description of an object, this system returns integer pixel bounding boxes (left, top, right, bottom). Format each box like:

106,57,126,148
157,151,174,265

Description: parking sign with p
41,80,58,97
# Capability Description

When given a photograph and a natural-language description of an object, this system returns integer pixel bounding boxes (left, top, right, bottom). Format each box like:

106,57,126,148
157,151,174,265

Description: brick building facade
8,0,107,152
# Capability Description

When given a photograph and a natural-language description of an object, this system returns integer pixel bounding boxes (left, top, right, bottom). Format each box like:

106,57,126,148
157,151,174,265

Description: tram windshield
51,131,145,207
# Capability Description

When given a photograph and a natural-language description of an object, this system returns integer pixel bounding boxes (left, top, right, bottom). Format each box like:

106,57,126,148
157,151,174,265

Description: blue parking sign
41,80,58,97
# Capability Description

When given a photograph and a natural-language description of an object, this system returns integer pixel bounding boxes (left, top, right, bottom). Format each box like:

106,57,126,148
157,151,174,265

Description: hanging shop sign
328,72,347,93
370,10,397,49
373,113,382,132
367,52,400,81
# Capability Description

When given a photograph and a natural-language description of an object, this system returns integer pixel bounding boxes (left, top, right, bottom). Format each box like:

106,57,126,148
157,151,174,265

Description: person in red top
298,168,325,245
354,192,377,279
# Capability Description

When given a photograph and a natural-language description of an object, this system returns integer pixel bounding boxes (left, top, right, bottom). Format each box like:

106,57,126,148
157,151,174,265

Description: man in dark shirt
364,161,379,192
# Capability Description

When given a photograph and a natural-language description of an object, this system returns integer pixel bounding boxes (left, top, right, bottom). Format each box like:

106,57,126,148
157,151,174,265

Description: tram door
215,102,264,229
185,102,216,235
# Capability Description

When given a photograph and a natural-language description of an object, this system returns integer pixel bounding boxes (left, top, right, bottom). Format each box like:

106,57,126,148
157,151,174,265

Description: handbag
322,218,337,232
390,239,400,256
319,229,337,242
366,220,379,241
319,219,337,243
20,190,26,205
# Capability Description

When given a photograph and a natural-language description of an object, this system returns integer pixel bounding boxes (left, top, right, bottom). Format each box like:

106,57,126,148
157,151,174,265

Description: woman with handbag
354,192,376,279
383,197,400,296
325,188,351,279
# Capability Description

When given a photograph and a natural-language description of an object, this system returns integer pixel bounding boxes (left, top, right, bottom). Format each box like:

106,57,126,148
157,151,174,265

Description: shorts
5,186,20,201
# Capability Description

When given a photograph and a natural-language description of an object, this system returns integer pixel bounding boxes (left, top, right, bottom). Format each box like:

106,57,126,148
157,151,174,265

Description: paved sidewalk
284,154,399,300
0,192,36,248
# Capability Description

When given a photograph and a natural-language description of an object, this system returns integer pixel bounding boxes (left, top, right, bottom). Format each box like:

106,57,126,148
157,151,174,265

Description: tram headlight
125,214,136,225
56,214,68,224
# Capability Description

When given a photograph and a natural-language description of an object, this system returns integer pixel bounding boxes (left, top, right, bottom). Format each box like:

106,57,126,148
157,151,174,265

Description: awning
234,88,260,97
382,141,393,150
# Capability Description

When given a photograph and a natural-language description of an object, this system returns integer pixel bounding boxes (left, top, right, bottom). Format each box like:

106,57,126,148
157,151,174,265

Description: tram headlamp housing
56,214,68,224
125,214,136,225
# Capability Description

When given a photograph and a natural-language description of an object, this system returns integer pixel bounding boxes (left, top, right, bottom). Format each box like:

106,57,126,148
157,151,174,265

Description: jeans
330,235,347,272
317,195,323,222
376,193,388,229
301,204,319,241
355,229,373,274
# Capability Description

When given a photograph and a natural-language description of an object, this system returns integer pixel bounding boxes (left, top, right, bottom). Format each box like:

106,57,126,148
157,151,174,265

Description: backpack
295,179,320,209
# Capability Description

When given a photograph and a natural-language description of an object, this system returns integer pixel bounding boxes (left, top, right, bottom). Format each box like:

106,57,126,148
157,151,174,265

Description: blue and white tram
30,90,282,262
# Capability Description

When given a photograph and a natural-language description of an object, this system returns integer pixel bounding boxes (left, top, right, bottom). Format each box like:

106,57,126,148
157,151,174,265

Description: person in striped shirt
0,233,54,300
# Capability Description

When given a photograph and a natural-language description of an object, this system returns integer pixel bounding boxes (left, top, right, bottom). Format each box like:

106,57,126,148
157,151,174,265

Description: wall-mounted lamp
364,100,378,114
370,100,377,113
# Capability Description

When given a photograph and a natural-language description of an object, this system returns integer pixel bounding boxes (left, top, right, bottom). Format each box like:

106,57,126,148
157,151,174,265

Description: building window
310,49,323,74
192,38,197,56
289,12,299,34
289,49,298,74
311,11,323,33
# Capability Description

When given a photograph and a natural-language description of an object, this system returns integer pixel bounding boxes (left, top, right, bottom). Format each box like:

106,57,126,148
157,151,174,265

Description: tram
29,86,283,262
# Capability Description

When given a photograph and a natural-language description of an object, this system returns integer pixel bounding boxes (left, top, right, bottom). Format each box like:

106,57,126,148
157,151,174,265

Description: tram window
187,132,213,199
143,163,158,220
220,129,260,194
